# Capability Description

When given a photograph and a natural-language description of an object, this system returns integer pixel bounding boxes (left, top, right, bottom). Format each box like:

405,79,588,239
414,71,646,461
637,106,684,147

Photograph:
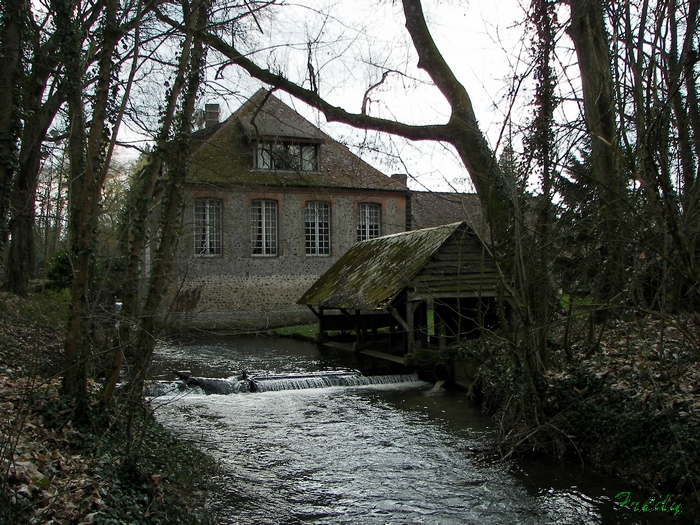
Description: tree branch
154,8,452,142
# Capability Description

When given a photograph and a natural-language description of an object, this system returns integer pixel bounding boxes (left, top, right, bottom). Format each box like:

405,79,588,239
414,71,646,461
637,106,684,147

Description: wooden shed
298,221,503,365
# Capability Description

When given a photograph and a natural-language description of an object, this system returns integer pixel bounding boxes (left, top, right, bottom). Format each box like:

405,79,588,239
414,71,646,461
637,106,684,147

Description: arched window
251,200,277,256
305,201,330,255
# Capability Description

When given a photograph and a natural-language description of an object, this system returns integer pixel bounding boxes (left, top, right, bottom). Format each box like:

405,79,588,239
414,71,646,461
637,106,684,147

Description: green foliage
45,249,73,290
44,248,126,299
559,294,593,311
17,288,71,329
539,365,700,495
270,323,318,341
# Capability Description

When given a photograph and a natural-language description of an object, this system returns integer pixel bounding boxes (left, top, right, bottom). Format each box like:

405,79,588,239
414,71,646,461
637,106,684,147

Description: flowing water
150,336,690,525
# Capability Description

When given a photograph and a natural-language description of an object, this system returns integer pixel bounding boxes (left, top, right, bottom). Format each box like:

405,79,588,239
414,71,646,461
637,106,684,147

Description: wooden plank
422,259,496,268
322,342,408,365
407,290,498,301
412,272,499,282
359,349,407,365
415,286,500,296
322,341,355,352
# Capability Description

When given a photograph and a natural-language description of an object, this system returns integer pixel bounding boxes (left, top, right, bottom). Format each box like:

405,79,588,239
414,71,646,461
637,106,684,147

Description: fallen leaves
1,377,108,524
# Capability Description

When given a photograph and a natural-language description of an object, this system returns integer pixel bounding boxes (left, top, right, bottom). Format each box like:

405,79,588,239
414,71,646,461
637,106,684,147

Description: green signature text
615,491,682,516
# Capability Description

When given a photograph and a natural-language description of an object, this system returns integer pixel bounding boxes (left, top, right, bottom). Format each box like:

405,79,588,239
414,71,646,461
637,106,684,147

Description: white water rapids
150,336,687,525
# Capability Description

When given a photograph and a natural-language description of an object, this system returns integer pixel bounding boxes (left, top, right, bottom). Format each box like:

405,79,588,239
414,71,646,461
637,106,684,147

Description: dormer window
256,141,318,172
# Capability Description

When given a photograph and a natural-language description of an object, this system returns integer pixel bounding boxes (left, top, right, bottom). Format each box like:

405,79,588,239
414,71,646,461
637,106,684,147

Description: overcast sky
121,0,560,192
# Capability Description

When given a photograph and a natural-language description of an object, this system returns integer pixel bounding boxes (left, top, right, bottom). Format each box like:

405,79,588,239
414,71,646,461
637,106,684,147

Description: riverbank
0,291,215,524
3,289,698,522
467,315,700,518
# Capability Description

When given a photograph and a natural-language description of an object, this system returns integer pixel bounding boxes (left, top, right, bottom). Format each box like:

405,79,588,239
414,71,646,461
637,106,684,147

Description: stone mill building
166,89,410,331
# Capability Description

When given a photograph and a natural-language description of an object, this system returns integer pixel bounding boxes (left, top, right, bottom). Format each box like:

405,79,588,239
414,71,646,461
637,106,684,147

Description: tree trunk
60,0,120,401
103,3,195,402
6,89,62,295
566,0,627,310
128,0,210,391
0,0,25,250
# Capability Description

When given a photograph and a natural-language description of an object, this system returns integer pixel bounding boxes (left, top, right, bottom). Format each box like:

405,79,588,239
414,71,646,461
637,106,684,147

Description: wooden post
438,321,446,350
355,309,363,351
371,314,378,349
416,301,428,349
310,306,327,346
406,301,414,356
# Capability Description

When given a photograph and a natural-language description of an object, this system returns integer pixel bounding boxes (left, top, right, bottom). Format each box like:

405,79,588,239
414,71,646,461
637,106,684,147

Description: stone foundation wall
169,274,319,331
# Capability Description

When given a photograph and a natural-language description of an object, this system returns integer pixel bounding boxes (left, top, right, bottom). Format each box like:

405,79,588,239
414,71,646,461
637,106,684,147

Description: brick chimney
391,173,408,186
205,103,220,128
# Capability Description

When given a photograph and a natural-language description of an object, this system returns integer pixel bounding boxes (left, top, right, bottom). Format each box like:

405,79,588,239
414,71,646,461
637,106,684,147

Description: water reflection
151,336,691,525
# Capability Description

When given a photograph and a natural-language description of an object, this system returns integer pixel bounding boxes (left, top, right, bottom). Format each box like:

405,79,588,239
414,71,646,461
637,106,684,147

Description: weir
251,371,420,392
165,369,422,395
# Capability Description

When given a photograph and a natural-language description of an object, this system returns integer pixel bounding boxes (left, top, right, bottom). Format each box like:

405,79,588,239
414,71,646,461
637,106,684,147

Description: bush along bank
0,291,218,524
459,315,700,517
537,352,699,507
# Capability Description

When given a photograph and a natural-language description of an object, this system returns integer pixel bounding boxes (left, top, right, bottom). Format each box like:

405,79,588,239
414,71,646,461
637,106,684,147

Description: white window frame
256,141,318,172
305,201,331,256
357,203,381,241
194,199,222,256
251,200,278,256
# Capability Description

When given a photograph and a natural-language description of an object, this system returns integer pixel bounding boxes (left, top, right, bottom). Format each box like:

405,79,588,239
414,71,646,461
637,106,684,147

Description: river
150,335,688,525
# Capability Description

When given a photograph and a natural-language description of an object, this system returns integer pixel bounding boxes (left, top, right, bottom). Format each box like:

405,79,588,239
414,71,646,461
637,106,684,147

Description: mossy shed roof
187,90,406,193
298,221,496,311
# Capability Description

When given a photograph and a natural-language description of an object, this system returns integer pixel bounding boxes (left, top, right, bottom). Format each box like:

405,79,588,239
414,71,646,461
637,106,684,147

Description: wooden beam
389,307,411,332
339,308,356,325
407,291,498,301
308,306,321,319
359,349,407,365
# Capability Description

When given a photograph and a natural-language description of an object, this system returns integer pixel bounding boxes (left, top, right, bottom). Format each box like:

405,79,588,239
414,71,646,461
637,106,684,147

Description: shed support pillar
310,306,328,345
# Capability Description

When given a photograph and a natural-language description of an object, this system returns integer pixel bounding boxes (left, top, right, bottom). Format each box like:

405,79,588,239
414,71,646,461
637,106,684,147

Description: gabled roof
236,89,326,141
187,90,406,192
298,222,471,311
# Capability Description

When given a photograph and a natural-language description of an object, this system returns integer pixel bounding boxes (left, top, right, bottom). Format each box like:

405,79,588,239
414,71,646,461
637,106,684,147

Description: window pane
194,199,222,256
208,200,222,255
251,200,277,255
256,141,317,172
264,200,277,254
195,200,205,254
251,201,263,254
257,143,273,169
305,201,330,255
301,145,317,171
357,203,380,241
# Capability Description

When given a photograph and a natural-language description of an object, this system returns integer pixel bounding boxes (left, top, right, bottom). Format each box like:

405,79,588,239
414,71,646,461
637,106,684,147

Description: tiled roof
298,222,464,310
187,90,406,193
236,89,326,141
411,191,482,230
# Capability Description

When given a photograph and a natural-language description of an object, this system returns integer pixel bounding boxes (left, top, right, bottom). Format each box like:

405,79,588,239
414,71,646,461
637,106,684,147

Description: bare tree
4,15,64,295
58,0,126,400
